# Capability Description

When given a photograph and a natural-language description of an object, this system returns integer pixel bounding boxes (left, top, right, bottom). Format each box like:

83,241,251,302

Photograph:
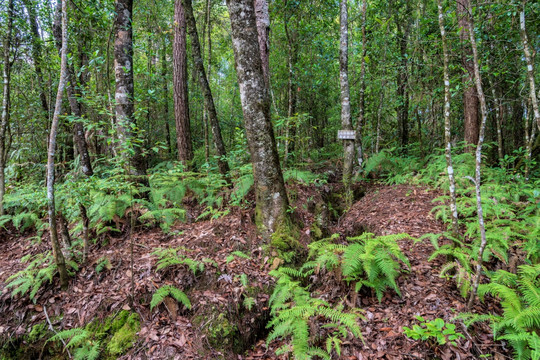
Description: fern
152,247,204,274
267,268,362,360
307,233,411,302
150,285,191,310
48,328,101,360
5,252,57,303
95,257,112,274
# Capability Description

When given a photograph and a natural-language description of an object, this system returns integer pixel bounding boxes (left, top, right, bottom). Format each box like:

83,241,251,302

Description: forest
0,0,538,359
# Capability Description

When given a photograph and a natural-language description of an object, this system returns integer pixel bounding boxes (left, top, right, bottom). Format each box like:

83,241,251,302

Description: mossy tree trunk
226,0,292,244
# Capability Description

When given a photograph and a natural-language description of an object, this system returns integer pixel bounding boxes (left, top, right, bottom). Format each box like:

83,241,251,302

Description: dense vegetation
0,0,538,359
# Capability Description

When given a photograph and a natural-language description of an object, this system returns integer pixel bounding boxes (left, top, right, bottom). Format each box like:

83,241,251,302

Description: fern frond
150,285,191,310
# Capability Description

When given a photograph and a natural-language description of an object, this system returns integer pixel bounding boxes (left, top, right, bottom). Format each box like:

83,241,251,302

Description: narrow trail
0,183,506,359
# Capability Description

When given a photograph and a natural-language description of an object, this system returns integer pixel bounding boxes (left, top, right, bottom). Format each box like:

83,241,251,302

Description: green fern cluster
48,328,100,360
460,264,540,360
267,268,363,360
152,247,205,274
303,233,411,301
150,285,191,310
5,253,56,302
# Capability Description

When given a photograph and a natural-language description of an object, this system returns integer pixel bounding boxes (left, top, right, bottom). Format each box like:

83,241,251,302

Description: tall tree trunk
161,39,173,155
396,22,410,150
340,0,354,200
22,0,49,119
0,0,15,216
182,0,230,176
0,0,14,216
173,0,193,165
355,0,367,169
114,0,146,175
437,0,459,236
465,3,488,309
283,15,298,166
520,2,539,131
226,0,291,242
53,2,93,177
457,0,479,148
47,0,69,290
254,0,270,88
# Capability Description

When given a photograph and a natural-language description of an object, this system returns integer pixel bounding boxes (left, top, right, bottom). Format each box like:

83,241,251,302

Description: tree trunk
254,0,270,88
114,0,146,175
520,2,539,131
355,0,367,169
161,39,173,155
47,0,70,290
457,0,479,148
226,0,291,242
22,0,50,119
172,0,193,165
396,22,410,150
0,0,14,216
339,0,354,199
53,3,93,177
437,0,459,236
465,3,488,309
283,15,298,166
182,0,230,176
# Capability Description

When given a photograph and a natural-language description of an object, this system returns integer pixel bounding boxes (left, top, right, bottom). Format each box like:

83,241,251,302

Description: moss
193,306,240,353
270,217,300,253
27,323,49,342
105,312,140,356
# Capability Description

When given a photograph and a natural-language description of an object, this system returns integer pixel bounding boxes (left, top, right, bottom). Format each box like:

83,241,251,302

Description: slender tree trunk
283,15,298,166
182,0,230,176
457,0,479,148
437,0,459,236
161,39,172,155
23,0,49,119
355,0,367,169
205,0,212,165
0,0,14,216
173,0,193,165
53,6,93,177
520,2,539,131
226,0,291,242
47,0,69,290
114,0,146,175
396,22,410,150
339,0,354,200
465,3,488,309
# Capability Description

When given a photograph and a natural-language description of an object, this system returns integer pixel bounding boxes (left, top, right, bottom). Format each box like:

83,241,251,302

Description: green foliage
48,328,100,360
304,233,411,301
150,285,191,311
460,264,540,360
226,250,251,264
403,316,465,347
152,247,204,274
283,169,327,186
5,252,57,303
267,268,363,360
95,257,112,274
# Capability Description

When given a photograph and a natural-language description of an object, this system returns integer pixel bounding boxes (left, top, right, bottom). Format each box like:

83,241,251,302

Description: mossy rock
193,306,241,353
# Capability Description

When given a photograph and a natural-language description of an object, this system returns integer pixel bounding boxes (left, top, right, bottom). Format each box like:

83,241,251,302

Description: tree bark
457,0,479,147
355,0,367,169
226,0,291,241
47,0,70,290
182,0,230,176
114,0,146,175
437,0,459,236
520,2,539,132
396,21,410,150
339,0,354,199
172,0,193,165
465,3,488,309
254,0,270,88
0,0,14,216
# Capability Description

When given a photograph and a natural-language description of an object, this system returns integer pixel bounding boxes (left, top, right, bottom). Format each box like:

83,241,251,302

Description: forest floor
0,178,511,359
